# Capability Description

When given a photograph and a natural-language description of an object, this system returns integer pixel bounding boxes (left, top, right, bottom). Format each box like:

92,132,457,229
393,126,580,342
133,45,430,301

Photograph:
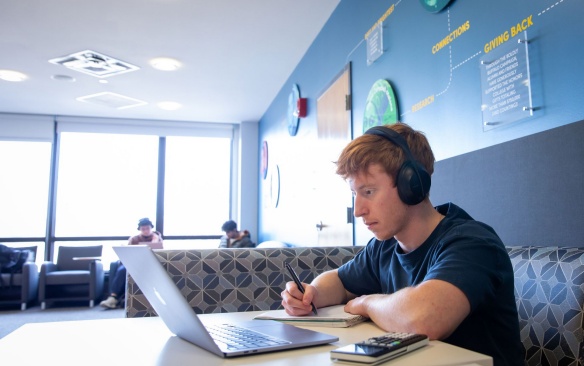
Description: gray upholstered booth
507,246,584,366
125,245,584,366
125,246,361,316
0,245,38,310
39,245,104,309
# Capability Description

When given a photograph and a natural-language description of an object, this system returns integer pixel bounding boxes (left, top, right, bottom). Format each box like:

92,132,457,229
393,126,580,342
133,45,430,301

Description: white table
0,311,492,366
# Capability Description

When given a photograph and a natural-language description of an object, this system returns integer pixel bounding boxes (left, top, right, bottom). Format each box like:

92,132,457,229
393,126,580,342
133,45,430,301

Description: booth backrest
125,246,363,317
125,245,584,365
507,246,584,366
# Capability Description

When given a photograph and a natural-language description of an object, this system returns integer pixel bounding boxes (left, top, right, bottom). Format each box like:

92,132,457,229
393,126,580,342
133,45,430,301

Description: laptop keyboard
207,324,291,351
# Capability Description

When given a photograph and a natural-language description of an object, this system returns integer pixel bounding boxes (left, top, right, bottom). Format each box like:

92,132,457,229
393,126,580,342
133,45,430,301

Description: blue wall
258,0,584,246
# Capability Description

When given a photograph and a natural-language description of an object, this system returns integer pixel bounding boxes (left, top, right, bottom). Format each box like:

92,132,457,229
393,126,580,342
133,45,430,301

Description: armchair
39,245,104,309
0,245,38,310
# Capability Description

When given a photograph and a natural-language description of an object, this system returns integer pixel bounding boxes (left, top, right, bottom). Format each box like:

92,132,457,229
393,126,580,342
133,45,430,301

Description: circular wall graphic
419,0,453,13
270,165,280,208
260,140,268,180
363,79,398,133
287,84,301,136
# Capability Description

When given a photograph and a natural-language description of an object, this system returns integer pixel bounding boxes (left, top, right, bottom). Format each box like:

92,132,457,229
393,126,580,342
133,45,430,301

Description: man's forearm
311,270,355,308
355,289,429,335
346,280,470,340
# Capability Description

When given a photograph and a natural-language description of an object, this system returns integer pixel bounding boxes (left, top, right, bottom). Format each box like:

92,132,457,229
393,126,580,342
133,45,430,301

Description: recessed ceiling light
157,101,182,111
0,70,28,82
150,58,182,71
99,79,109,84
51,74,76,82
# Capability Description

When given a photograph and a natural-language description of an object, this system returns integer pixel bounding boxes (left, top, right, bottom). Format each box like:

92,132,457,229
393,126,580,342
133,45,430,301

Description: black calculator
330,332,429,365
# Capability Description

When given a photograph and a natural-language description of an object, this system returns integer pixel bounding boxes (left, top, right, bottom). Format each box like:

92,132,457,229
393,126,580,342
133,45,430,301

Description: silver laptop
114,245,338,358
137,241,163,250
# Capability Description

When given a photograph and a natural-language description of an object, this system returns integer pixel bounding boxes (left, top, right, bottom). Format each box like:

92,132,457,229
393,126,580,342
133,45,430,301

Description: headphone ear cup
396,161,431,205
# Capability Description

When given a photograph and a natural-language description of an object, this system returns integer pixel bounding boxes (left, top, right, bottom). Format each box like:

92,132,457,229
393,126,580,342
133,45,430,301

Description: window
0,140,51,265
163,136,231,236
0,117,238,266
0,141,51,238
55,133,159,237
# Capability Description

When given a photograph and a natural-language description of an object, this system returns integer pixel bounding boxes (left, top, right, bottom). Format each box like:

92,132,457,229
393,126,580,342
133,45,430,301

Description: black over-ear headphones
364,126,431,205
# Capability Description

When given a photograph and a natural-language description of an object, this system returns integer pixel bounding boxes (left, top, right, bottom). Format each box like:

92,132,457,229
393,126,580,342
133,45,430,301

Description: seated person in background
280,123,523,366
219,220,256,248
128,217,163,246
100,217,163,309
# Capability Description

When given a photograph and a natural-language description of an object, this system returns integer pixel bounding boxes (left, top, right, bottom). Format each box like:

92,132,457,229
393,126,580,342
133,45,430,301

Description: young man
219,220,256,248
100,217,163,309
281,123,523,366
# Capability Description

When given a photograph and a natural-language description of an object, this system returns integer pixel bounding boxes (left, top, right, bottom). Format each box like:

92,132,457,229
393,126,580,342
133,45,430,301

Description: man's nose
353,195,366,218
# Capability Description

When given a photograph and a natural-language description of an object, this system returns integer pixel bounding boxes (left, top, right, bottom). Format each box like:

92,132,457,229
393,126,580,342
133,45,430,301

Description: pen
284,261,318,315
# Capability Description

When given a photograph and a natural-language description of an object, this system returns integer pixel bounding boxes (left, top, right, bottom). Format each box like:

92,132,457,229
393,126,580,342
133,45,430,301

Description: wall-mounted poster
362,79,398,133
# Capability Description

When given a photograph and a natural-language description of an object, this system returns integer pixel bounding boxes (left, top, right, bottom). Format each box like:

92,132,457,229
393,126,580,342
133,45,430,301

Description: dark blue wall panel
431,119,584,247
258,0,584,245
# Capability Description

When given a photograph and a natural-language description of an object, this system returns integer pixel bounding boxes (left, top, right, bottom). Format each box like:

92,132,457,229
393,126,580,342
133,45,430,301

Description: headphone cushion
396,161,431,205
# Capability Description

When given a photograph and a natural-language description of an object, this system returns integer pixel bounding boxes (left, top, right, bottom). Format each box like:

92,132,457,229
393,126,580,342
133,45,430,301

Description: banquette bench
125,246,362,316
507,246,584,366
125,246,584,366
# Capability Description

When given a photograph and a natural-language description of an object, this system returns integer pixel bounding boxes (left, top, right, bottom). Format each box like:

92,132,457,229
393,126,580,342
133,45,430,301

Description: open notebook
254,305,367,328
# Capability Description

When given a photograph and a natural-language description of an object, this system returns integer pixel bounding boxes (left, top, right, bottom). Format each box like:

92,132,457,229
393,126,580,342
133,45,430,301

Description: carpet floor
0,302,125,339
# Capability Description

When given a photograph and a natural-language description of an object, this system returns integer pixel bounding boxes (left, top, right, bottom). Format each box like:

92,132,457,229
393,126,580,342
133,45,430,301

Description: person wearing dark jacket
219,220,255,248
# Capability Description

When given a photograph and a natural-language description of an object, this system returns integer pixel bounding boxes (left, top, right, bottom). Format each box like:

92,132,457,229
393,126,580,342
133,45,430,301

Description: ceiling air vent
49,50,139,78
76,92,147,110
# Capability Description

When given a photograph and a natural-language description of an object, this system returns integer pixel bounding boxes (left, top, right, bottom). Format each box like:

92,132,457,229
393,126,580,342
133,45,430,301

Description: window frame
0,116,239,263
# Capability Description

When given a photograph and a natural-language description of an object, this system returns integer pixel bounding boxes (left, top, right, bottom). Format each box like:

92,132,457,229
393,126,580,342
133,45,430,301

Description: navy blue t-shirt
338,203,523,366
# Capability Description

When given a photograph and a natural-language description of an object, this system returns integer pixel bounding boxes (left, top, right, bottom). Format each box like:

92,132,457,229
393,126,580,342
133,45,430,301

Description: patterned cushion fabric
125,245,584,365
125,246,363,318
508,246,584,366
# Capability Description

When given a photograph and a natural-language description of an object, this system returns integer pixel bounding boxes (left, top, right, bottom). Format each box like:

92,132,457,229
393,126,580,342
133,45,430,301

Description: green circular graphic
419,0,453,13
363,79,398,133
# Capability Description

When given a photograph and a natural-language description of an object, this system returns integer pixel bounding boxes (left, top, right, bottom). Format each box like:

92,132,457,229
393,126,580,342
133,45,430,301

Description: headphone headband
365,126,417,163
364,125,431,205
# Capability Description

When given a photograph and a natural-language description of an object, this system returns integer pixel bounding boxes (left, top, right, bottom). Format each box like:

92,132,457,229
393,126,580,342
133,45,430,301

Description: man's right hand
281,280,317,316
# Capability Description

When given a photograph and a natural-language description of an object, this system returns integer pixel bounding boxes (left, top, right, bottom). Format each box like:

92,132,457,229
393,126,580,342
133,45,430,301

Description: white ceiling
0,0,340,124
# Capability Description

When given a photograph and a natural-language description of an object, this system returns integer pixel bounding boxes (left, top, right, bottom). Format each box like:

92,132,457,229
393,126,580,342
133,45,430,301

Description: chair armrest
90,260,105,301
21,262,39,302
90,259,104,274
39,262,57,302
22,262,38,276
40,262,57,275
